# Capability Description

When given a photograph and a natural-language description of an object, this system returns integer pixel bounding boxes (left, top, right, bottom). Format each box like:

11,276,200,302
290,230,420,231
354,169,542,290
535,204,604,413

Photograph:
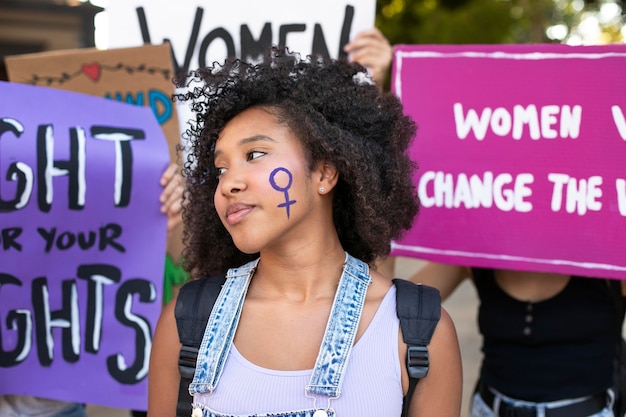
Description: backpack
174,275,441,417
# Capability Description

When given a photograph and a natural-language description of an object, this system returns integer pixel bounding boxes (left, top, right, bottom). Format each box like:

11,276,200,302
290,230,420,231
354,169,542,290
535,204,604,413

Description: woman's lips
225,203,254,225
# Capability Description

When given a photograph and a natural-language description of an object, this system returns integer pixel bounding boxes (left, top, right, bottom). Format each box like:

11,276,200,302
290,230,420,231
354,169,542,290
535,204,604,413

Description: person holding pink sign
409,263,624,417
351,28,626,417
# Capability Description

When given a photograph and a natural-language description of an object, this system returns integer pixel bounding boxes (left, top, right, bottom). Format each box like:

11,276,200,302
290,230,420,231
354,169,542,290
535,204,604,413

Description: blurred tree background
375,0,625,44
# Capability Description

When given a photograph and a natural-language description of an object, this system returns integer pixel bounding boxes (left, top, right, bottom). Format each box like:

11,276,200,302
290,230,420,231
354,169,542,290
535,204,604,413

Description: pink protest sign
0,81,169,409
391,44,626,279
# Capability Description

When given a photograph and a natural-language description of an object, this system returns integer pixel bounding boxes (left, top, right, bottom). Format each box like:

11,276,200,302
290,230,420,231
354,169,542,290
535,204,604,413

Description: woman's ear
316,162,339,194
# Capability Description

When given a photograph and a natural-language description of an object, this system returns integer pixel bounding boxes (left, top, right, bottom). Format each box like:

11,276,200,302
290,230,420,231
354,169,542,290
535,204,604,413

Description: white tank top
193,285,404,416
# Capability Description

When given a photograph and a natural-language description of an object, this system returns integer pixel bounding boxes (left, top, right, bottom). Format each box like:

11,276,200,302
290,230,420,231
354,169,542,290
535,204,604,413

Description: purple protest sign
391,44,626,280
0,81,169,409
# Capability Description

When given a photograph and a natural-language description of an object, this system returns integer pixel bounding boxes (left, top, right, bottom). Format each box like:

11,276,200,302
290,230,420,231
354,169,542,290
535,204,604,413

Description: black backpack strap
174,274,226,417
392,278,441,417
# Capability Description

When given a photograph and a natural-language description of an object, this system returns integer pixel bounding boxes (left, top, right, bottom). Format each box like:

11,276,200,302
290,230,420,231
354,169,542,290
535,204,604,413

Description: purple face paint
269,167,297,218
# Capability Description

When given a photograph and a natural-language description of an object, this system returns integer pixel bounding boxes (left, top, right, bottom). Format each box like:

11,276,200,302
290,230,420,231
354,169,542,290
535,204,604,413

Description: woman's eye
247,150,265,161
216,167,227,177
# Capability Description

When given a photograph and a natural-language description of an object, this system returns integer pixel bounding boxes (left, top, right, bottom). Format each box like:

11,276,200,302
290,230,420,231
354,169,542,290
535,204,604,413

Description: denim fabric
52,403,87,417
471,390,615,417
190,259,259,394
191,405,335,417
306,254,371,398
189,253,370,417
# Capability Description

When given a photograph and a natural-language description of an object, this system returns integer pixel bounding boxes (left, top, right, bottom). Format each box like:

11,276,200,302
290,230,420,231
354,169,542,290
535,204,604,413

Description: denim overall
188,253,371,417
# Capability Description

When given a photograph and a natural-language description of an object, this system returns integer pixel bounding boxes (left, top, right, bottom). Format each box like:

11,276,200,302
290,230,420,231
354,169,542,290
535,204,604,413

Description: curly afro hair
178,47,419,279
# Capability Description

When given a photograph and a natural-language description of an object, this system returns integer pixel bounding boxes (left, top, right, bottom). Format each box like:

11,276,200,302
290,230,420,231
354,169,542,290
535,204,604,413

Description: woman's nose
218,167,247,195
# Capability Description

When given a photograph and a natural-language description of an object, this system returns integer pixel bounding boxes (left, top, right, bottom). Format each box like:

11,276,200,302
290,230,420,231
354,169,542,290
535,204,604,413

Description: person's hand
160,163,184,232
344,27,393,88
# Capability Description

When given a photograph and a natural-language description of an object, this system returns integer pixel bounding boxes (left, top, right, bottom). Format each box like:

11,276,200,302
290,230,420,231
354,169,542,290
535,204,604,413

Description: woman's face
213,106,321,254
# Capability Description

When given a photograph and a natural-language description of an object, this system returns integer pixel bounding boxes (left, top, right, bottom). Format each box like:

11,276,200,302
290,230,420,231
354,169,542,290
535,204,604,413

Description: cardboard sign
5,43,180,162
105,0,375,135
390,44,626,279
0,81,169,409
106,0,375,73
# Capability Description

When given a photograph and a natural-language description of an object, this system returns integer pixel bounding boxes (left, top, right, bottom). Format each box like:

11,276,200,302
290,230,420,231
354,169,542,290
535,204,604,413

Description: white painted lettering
540,105,559,139
548,173,602,215
490,108,511,137
512,104,540,140
548,173,569,212
515,173,534,212
454,103,581,140
612,105,626,140
454,103,491,140
418,171,533,212
434,171,454,208
616,179,626,216
418,171,436,207
560,105,582,138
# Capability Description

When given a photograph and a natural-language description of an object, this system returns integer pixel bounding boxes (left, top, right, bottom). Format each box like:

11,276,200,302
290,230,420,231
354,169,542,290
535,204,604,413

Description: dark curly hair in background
178,47,419,279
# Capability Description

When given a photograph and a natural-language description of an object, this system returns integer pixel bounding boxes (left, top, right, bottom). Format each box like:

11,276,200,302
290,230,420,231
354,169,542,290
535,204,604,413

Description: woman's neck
250,245,347,302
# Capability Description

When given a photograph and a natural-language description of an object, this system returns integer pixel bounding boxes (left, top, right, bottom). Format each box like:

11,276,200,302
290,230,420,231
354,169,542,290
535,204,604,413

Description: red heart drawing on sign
81,62,101,82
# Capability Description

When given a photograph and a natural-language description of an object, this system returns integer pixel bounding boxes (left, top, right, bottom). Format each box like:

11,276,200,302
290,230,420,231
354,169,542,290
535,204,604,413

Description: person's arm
407,307,463,416
160,163,185,262
407,262,471,300
147,300,181,417
343,27,393,88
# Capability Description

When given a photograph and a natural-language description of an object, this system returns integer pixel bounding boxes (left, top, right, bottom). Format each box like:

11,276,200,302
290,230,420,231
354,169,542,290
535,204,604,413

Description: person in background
344,27,394,88
345,27,398,279
147,46,462,417
408,263,624,417
130,162,186,417
345,25,625,417
159,162,188,305
0,397,86,417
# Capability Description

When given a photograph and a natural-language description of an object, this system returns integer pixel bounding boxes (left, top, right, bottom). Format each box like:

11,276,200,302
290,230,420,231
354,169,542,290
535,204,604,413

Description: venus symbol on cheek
269,167,296,218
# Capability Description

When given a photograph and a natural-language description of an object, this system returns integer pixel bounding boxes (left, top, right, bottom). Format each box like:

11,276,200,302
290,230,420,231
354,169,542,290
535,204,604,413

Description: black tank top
473,268,621,401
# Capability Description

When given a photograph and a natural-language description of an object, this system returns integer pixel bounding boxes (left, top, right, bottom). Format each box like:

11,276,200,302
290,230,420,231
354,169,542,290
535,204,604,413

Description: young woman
148,47,462,417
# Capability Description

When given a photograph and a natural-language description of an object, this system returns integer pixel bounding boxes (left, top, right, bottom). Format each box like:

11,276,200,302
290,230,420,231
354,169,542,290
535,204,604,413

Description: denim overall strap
305,253,372,398
189,259,260,394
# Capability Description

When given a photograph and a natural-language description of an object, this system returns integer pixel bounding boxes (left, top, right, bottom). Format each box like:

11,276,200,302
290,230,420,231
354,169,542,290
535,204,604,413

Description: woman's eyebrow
214,135,277,158
239,134,277,146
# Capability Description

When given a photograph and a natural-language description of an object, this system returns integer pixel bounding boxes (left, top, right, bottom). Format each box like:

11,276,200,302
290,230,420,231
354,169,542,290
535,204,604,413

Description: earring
319,187,325,193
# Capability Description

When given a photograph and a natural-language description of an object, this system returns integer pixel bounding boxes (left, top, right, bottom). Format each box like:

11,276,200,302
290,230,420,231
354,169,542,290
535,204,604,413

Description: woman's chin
232,242,262,255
